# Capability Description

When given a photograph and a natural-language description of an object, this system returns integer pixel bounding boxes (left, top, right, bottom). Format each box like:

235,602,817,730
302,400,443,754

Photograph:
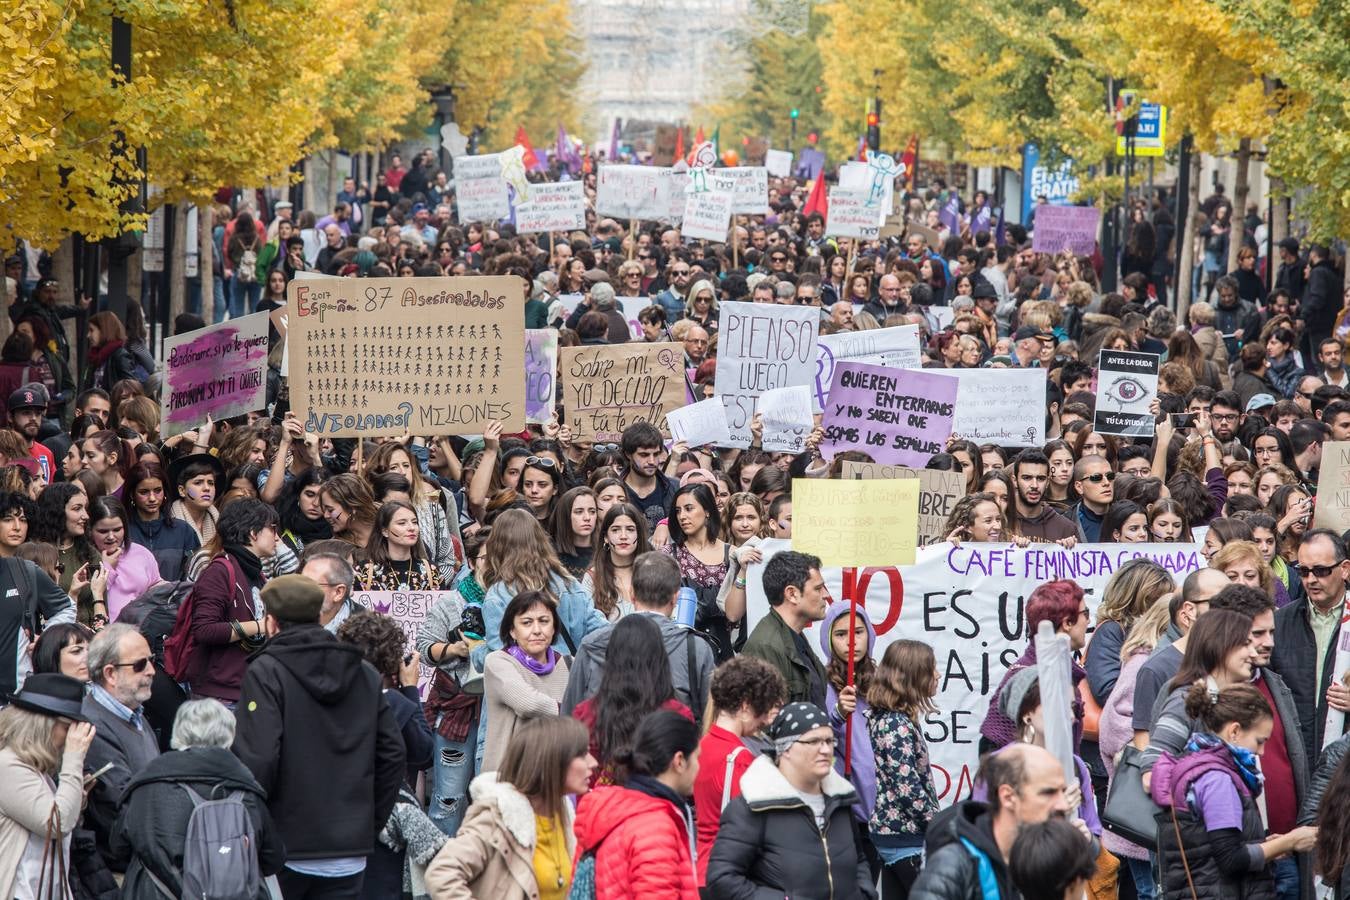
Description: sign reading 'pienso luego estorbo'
287,276,526,437
746,540,1202,805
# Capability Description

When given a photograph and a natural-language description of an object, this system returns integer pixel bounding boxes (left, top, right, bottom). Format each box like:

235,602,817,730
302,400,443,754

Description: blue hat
1246,393,1277,413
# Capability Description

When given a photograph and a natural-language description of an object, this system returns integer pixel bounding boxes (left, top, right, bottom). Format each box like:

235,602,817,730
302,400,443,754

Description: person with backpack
226,212,263,320
570,708,701,900
113,699,285,900
232,574,405,900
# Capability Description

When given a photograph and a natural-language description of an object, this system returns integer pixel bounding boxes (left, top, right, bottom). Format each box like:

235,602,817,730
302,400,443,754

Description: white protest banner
720,167,770,214
682,189,733,242
665,169,689,222
714,301,820,448
746,540,1203,804
813,324,922,410
615,297,655,340
453,154,510,222
935,368,1046,447
826,189,881,240
351,590,448,698
758,385,815,453
839,460,966,546
161,312,269,437
515,181,586,234
665,397,731,448
840,159,894,222
524,329,558,424
1094,349,1160,437
765,149,792,177
596,164,672,220
1314,442,1350,532
1032,205,1101,255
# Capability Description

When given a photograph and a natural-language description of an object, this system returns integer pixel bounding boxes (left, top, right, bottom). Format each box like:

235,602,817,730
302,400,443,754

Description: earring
1022,721,1036,744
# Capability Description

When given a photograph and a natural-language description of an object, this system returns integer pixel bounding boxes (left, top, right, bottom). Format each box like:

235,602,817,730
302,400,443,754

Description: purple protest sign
525,329,559,424
1032,205,1101,255
820,361,957,466
160,312,269,437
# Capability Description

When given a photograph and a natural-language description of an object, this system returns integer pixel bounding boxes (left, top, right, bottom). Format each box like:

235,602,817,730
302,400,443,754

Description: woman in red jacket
572,708,701,900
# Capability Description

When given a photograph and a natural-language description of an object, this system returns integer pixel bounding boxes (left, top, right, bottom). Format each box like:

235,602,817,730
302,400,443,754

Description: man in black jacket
1301,244,1345,363
233,575,405,900
911,744,1087,900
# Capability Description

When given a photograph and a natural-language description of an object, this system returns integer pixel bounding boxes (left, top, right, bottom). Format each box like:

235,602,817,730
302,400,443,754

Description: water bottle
675,587,698,628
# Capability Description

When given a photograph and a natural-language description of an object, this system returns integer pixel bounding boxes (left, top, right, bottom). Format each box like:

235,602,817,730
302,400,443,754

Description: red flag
674,127,685,165
901,135,919,190
514,126,540,170
695,125,706,146
803,173,828,222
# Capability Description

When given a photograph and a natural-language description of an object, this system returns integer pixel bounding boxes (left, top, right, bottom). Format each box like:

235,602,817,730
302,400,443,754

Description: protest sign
524,329,558,424
615,297,655,340
714,301,820,448
682,188,733,242
453,154,510,222
826,189,881,239
288,276,525,437
814,325,922,410
747,539,1203,804
719,167,770,214
665,397,731,447
934,369,1046,447
839,160,894,220
561,342,685,442
820,362,957,467
839,460,966,546
1032,205,1101,255
758,385,814,453
1314,441,1350,532
1094,349,1159,437
596,164,672,220
351,590,445,698
792,477,920,567
161,313,269,437
765,149,792,177
514,181,586,234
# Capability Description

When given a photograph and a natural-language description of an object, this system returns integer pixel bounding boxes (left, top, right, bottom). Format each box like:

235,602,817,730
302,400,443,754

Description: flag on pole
609,118,622,160
674,126,685,165
556,124,578,174
901,135,919,191
695,125,706,146
710,124,720,156
514,126,541,171
803,172,829,221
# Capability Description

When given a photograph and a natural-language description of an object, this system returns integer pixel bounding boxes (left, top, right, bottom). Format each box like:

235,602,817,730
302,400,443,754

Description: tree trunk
325,149,339,212
1176,150,1204,321
1227,138,1252,274
199,203,214,321
302,156,316,214
169,201,189,330
1270,176,1289,246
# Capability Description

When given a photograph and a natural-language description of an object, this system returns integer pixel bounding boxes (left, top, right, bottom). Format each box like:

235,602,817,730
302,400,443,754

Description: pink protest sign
820,361,957,467
160,312,270,436
1032,205,1101,255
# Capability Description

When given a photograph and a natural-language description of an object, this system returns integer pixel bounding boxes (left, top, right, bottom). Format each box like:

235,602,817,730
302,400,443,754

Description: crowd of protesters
0,148,1348,900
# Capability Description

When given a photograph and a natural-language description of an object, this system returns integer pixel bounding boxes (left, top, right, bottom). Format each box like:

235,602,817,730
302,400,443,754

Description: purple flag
609,118,622,161
556,124,578,174
940,195,961,235
971,203,991,235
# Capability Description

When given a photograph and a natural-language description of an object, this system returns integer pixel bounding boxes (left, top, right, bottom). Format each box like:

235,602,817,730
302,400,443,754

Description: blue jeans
1126,855,1157,900
212,276,228,323
429,715,479,837
230,277,259,319
1272,855,1298,900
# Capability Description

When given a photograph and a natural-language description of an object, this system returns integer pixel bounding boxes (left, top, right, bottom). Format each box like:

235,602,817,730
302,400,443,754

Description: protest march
3,105,1350,900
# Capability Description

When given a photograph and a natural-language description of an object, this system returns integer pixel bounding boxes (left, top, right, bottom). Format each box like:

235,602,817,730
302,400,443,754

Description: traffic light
866,109,880,153
790,108,800,119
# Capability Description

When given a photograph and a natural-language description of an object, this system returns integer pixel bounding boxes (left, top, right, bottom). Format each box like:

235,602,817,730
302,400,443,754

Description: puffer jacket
1151,745,1276,900
572,777,699,900
820,600,878,821
705,755,875,900
909,800,1017,900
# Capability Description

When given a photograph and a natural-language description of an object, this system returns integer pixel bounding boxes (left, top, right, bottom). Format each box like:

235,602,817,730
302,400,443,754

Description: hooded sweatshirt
820,600,878,820
232,624,406,860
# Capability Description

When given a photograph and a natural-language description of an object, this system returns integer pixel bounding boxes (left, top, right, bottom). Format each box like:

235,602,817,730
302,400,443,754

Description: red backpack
162,556,239,683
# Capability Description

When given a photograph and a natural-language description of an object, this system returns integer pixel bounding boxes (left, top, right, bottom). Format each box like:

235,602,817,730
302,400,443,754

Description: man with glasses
767,250,790,274
1068,455,1114,542
655,258,692,324
82,622,161,869
303,551,358,634
1209,390,1244,442
1273,529,1350,753
795,276,822,307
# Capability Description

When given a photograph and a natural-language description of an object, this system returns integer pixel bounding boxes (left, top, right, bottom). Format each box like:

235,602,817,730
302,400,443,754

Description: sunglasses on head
592,443,619,453
525,456,557,469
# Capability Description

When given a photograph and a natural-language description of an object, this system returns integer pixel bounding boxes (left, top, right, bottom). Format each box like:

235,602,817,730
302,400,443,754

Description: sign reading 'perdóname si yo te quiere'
287,276,525,437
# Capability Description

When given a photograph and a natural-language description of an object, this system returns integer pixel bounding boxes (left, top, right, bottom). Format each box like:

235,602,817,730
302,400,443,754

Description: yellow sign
790,477,919,568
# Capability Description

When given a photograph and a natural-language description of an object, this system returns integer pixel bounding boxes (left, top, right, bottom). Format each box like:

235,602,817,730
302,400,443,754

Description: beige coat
0,746,85,900
1192,325,1232,387
424,772,576,900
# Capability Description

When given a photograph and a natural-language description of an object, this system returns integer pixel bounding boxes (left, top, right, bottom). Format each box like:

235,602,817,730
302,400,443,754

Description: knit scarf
1186,732,1264,796
456,573,485,607
507,645,560,676
88,339,125,369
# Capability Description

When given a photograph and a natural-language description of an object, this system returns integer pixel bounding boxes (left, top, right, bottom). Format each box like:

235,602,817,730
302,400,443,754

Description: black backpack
117,580,194,666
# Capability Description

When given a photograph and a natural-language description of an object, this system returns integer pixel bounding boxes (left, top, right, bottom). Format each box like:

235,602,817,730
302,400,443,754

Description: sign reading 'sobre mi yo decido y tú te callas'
287,276,525,437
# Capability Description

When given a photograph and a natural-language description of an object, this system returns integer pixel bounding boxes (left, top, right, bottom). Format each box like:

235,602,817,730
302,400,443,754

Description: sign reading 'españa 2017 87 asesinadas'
287,276,525,437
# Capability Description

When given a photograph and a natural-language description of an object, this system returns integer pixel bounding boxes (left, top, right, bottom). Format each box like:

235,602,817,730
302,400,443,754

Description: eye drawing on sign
1103,375,1146,408
864,152,903,208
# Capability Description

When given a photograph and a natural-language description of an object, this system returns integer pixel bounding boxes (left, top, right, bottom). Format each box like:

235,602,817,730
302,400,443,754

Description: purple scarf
507,645,560,676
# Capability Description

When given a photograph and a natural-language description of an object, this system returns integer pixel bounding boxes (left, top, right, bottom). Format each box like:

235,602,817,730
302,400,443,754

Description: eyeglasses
112,656,152,673
1300,563,1342,579
1298,391,1316,399
593,443,619,453
671,268,690,276
770,255,787,263
524,456,557,469
796,736,837,750
1080,472,1116,484
1211,413,1239,422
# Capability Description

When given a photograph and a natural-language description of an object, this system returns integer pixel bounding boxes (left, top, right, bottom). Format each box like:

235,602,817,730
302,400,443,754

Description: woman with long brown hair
319,473,379,548
582,502,650,622
356,499,443,591
81,311,139,392
363,440,461,583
